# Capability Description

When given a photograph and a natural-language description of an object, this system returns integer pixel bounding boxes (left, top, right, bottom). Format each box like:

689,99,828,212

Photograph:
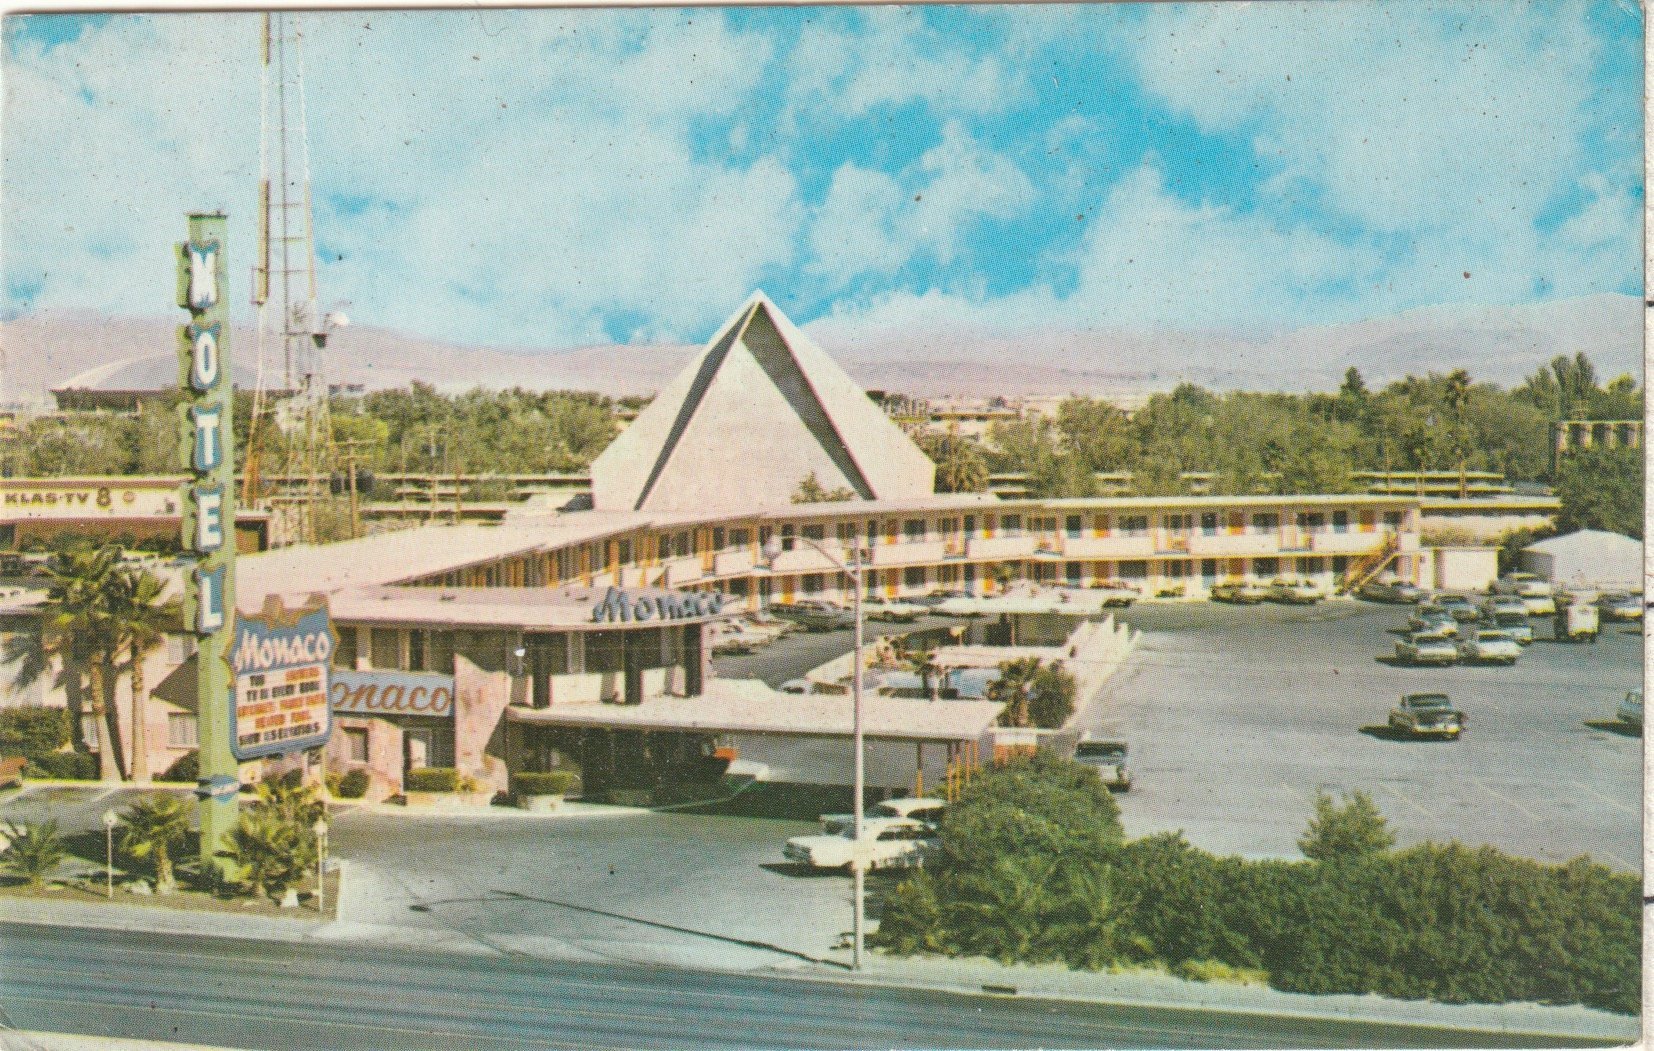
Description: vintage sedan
783,817,939,871
1457,629,1521,665
1480,595,1530,620
1387,693,1467,739
1596,593,1644,622
1267,578,1324,604
1618,690,1643,732
1435,595,1481,622
1407,604,1459,636
1395,630,1459,666
861,596,925,623
820,797,946,836
1490,611,1534,645
1211,580,1269,604
1360,579,1427,604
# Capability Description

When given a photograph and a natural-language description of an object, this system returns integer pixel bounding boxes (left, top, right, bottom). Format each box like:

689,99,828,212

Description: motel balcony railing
620,565,652,588
661,554,705,586
867,539,950,567
965,535,1038,561
1307,531,1393,555
769,545,850,575
1186,532,1281,557
713,549,757,577
1058,534,1156,559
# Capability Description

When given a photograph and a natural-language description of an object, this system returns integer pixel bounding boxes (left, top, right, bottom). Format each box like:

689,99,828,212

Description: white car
1268,578,1323,604
1457,629,1521,665
782,817,939,871
819,796,946,835
1493,573,1556,615
1396,630,1459,666
860,596,925,622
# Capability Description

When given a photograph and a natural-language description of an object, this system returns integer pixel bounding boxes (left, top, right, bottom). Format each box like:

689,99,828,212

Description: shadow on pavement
759,861,845,879
1583,719,1640,738
1358,725,1460,743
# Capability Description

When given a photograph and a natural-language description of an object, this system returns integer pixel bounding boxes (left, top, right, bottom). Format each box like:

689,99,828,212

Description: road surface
0,923,1616,1050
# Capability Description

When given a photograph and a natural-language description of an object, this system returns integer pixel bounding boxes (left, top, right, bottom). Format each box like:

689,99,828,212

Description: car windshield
1407,694,1450,709
1076,743,1126,759
1478,631,1512,642
1496,613,1525,626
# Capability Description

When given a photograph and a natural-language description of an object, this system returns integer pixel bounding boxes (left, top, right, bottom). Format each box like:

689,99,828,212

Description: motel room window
1332,556,1350,576
1065,562,1082,584
1302,557,1325,575
584,631,624,674
1199,512,1219,536
1298,512,1325,532
903,519,926,542
408,629,427,672
343,727,369,763
616,539,633,565
836,521,858,547
1253,557,1279,578
963,514,977,537
1164,561,1189,580
1332,511,1350,534
1065,515,1083,539
1383,511,1403,531
1119,515,1148,537
370,628,402,671
1251,513,1279,534
1119,561,1148,580
802,524,826,542
711,527,726,551
730,528,751,549
428,631,454,674
1001,514,1023,537
333,628,357,669
625,627,667,670
779,525,796,552
802,574,824,595
1163,514,1188,534
903,566,926,589
167,712,199,748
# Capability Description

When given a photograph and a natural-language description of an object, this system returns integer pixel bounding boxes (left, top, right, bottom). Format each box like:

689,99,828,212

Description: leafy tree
1,819,66,887
119,793,191,889
1554,446,1643,538
105,564,177,783
0,706,73,760
791,472,856,504
1297,790,1395,863
988,656,1041,728
1026,663,1077,729
916,428,989,493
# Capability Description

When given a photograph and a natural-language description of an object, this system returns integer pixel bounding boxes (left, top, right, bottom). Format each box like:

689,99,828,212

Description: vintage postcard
0,3,1643,1048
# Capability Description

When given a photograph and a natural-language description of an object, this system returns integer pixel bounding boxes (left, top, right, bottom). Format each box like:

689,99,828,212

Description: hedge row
405,767,462,792
872,756,1639,1015
512,771,578,796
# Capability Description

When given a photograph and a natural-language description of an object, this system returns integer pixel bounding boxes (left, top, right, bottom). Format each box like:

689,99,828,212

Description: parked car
710,621,768,654
1090,580,1140,608
1407,604,1460,636
777,678,813,695
1387,693,1467,739
1395,630,1459,666
820,797,947,835
1480,595,1529,620
1491,572,1553,598
1073,738,1132,791
1491,611,1534,645
1210,580,1269,604
782,816,939,871
1267,578,1323,604
1554,600,1600,643
1457,629,1521,665
1617,690,1643,732
1435,595,1481,622
861,596,924,623
1360,579,1427,604
1595,592,1643,622
771,600,855,632
914,589,971,608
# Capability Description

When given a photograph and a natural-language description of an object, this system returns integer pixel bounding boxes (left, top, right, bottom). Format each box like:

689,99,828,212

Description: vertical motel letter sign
176,213,240,875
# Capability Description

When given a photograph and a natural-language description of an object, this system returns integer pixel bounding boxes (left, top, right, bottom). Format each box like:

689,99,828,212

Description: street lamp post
312,817,329,914
764,534,867,970
101,809,117,898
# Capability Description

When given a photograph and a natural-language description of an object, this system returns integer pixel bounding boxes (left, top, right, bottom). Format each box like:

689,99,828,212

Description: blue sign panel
224,598,334,760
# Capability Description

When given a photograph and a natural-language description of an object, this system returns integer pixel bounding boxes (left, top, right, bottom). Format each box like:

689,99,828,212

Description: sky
1,2,1643,352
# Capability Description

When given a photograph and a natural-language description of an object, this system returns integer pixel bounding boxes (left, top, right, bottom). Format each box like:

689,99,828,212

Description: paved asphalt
1093,600,1644,869
0,923,1619,1050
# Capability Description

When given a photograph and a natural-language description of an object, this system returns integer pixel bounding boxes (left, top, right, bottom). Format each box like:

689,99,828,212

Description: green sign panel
176,212,239,879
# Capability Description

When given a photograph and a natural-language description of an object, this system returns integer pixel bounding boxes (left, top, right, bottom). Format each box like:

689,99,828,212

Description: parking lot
1091,599,1643,871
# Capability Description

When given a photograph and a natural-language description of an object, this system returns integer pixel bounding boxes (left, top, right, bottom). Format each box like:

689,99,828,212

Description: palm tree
106,565,178,784
1444,370,1472,498
36,546,124,781
1,819,67,887
119,793,192,890
989,657,1042,728
905,647,940,702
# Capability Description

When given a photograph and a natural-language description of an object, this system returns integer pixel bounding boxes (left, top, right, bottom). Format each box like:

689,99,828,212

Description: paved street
1092,600,1643,869
0,922,1622,1050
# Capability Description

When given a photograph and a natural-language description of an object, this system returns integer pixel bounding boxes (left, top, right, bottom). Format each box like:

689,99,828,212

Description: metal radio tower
247,12,340,543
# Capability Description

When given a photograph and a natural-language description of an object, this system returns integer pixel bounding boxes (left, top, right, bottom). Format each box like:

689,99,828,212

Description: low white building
1521,530,1643,592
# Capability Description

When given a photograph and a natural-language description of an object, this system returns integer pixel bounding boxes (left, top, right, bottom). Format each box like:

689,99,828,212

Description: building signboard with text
225,596,335,760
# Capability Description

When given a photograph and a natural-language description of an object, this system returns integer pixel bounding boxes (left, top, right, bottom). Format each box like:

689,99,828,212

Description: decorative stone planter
404,789,495,808
516,793,564,813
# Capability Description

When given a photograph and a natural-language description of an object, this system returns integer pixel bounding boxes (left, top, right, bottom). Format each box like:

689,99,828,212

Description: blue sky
1,2,1643,350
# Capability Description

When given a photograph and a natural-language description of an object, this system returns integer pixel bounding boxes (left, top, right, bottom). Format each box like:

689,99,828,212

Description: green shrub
1173,959,1269,985
512,771,577,796
1026,664,1077,729
157,751,199,783
2,819,67,886
336,769,370,799
405,767,461,792
25,750,98,781
0,706,73,759
1298,790,1394,863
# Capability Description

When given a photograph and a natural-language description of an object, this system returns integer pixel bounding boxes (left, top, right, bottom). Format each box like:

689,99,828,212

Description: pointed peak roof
591,294,935,513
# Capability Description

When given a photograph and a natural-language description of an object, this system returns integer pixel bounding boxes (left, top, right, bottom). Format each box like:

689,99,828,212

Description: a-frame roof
591,293,936,513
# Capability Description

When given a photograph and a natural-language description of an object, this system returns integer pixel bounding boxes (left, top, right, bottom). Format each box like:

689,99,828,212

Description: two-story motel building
3,294,1521,799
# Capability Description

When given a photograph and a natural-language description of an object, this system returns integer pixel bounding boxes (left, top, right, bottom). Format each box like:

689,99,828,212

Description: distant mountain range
4,293,1641,404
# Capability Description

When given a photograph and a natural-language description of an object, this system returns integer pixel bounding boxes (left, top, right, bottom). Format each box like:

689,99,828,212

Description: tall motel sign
177,213,333,878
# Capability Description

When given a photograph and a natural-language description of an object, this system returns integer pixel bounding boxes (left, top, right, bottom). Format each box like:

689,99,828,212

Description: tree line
873,753,1639,1015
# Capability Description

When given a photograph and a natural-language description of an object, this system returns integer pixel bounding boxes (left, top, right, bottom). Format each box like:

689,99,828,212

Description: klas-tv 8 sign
224,596,336,760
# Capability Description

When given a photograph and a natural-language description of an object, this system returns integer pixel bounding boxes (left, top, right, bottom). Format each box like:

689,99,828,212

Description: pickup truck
783,816,939,871
1457,629,1521,665
1395,630,1459,666
1388,693,1467,739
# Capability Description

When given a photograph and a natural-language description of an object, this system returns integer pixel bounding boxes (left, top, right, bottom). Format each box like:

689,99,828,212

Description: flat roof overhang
328,584,733,631
507,680,1002,743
